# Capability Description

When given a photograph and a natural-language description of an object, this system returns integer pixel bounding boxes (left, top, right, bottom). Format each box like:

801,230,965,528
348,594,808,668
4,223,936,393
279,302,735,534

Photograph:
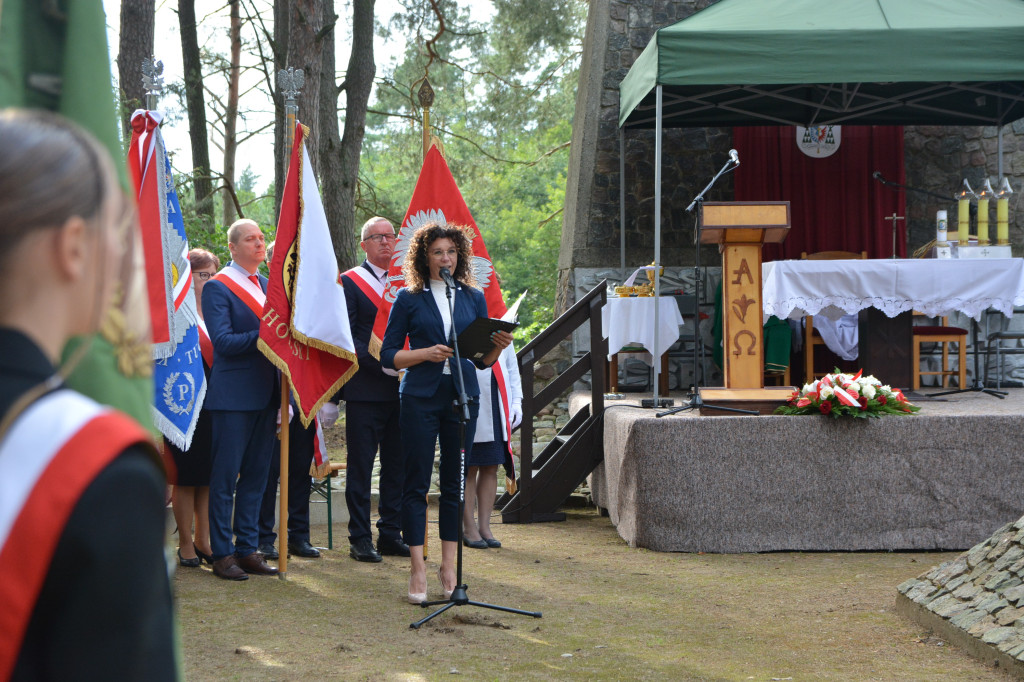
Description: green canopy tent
615,0,1024,401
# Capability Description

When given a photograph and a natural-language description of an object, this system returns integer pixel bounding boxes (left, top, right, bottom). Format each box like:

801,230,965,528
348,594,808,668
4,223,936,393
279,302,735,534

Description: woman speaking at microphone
381,223,513,604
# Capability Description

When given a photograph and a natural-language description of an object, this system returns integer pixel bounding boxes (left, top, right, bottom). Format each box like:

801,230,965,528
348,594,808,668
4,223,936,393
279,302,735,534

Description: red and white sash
212,267,266,319
341,265,384,308
196,317,214,368
0,390,151,677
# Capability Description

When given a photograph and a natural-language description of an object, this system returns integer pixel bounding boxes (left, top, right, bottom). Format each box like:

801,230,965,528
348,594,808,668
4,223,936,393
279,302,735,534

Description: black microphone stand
658,154,756,417
411,275,542,629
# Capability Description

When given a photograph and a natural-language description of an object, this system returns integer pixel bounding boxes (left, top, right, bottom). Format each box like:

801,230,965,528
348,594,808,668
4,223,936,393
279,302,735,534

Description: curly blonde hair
402,222,475,293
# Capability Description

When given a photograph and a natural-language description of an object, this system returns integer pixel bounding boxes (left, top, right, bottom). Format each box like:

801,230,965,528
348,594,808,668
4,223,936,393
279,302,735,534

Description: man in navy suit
202,219,280,580
337,217,408,562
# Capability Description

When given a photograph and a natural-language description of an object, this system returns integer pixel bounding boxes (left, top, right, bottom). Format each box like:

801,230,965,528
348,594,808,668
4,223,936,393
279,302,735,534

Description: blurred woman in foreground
0,109,176,680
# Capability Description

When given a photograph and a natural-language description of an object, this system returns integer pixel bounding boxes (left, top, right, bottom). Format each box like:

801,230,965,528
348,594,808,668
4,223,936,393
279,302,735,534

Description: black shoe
377,535,411,557
463,538,489,550
349,537,382,562
257,543,279,560
288,540,321,559
483,537,502,549
178,548,201,567
194,544,214,565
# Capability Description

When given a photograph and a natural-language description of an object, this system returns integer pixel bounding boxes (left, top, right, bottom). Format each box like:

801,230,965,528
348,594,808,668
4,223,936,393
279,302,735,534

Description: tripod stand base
410,585,542,629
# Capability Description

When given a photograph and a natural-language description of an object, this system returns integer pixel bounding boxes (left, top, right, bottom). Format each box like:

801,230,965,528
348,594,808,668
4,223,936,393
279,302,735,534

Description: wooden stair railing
499,281,607,523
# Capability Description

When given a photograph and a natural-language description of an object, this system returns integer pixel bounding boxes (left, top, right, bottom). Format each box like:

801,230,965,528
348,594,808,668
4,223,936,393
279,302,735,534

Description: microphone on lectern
439,267,456,288
728,149,740,165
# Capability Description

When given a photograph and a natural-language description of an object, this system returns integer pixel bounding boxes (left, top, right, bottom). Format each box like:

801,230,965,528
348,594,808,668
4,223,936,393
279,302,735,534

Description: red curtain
733,126,906,261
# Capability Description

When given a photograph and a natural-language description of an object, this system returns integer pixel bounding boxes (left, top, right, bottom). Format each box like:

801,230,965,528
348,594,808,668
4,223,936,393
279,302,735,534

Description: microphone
872,171,883,180
728,149,740,165
439,266,456,288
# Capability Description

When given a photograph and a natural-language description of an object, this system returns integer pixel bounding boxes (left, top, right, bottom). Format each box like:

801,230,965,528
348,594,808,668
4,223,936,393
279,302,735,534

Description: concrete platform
580,388,1024,553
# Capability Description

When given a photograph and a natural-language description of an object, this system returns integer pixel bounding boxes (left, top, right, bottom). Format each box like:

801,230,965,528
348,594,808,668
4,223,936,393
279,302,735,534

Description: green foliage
361,0,585,344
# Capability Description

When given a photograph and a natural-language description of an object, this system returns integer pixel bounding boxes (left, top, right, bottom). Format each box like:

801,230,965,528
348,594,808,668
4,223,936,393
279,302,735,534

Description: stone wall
905,122,1024,251
559,0,727,314
897,515,1024,674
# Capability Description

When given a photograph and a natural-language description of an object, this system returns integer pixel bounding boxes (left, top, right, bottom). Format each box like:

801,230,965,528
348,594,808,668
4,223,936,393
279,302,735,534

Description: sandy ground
174,505,1016,681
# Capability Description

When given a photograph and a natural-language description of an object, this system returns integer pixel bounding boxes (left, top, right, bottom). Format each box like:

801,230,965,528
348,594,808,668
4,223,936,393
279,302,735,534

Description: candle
958,198,970,245
977,198,990,244
977,179,995,246
997,177,1013,246
936,210,947,245
997,199,1009,245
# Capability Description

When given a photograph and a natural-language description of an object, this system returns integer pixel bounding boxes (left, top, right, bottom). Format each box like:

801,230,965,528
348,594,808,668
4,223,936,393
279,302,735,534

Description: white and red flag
258,123,358,427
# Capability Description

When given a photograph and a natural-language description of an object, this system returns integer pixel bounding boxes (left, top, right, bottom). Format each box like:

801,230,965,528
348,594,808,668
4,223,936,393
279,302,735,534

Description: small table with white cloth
762,258,1024,387
602,296,685,394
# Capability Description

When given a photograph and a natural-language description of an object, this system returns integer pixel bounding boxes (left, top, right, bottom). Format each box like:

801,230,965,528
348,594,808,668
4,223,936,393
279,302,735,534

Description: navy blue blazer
201,273,279,411
380,283,490,399
338,262,400,403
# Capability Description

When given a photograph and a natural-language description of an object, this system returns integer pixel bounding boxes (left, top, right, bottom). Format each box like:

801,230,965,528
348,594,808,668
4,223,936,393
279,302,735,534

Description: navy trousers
400,375,478,546
258,417,315,547
208,406,277,560
345,400,404,543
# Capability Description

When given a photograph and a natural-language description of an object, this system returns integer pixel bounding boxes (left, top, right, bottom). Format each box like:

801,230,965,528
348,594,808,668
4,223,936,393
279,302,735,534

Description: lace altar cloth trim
762,258,1024,322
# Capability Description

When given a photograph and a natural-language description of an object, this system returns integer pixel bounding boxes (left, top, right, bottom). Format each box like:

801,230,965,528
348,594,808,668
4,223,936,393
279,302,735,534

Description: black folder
457,317,519,361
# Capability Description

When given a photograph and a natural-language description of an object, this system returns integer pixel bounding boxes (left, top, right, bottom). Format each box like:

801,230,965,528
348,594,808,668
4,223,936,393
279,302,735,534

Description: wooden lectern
698,202,791,412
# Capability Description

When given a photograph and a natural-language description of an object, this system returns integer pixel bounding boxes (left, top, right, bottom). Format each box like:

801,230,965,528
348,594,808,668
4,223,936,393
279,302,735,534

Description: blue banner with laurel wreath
146,122,206,450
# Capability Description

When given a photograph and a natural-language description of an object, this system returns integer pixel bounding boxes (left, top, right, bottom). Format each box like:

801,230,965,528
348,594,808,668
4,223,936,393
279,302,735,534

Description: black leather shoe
194,544,214,565
463,538,489,549
349,537,382,562
257,543,279,560
288,540,321,558
178,548,200,567
483,537,502,549
377,535,411,557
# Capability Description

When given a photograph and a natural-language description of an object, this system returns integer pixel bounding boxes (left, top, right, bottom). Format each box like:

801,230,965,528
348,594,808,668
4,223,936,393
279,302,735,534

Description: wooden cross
884,213,905,258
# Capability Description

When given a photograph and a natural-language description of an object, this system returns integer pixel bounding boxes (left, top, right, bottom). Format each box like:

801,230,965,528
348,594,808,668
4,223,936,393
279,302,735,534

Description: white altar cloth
762,258,1024,322
602,296,684,362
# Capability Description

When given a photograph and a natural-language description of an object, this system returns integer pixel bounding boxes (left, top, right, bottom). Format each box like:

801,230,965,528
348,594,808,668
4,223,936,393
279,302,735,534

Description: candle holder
955,179,977,246
996,177,1013,246
977,178,995,245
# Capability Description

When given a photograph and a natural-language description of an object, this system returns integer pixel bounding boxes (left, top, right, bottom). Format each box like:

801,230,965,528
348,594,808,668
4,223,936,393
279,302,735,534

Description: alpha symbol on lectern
731,259,754,285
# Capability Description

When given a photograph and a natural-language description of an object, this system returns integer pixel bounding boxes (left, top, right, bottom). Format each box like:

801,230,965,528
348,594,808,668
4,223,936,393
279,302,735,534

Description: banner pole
417,77,435,560
278,378,290,578
276,66,302,579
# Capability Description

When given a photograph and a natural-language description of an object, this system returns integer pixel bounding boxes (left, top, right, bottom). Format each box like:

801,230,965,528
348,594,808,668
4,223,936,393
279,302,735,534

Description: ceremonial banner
370,144,507,354
128,110,206,450
0,0,154,431
369,144,515,473
259,124,358,427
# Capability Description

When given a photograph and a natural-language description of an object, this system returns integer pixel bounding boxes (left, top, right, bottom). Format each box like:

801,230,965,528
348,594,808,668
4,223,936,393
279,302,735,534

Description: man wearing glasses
335,217,408,562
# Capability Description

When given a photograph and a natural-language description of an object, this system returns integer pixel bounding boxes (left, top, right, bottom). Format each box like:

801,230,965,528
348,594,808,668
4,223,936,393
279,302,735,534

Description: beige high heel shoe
437,567,454,599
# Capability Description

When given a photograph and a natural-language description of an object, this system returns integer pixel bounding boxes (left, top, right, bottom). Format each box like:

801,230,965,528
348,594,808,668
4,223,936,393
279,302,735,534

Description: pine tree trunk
331,0,375,269
116,0,155,139
273,0,289,220
222,0,242,227
286,0,325,174
178,0,215,230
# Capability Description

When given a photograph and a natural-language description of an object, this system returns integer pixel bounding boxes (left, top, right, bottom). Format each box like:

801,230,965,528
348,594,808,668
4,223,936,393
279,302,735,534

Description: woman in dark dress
0,109,176,680
380,223,513,603
167,248,219,566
